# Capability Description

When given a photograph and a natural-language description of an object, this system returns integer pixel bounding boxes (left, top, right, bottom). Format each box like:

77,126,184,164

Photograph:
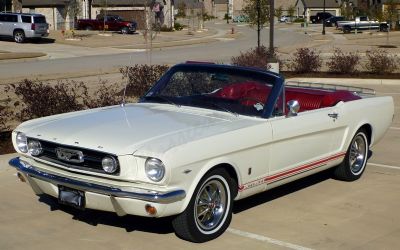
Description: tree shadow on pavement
38,195,175,234
233,169,334,214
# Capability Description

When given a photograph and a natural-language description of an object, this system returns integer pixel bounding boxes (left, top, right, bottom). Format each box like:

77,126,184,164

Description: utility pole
322,0,326,35
226,0,229,23
257,0,260,48
269,0,274,52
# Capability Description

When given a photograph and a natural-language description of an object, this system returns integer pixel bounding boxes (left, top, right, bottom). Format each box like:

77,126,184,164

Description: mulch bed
0,131,15,155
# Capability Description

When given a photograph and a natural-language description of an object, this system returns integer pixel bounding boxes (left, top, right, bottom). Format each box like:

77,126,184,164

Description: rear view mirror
287,100,300,117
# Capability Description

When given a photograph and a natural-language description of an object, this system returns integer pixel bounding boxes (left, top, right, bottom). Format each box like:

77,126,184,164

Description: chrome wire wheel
195,178,227,233
349,134,367,175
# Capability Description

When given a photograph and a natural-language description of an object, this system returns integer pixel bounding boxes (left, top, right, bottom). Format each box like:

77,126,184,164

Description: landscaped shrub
289,48,322,73
120,64,169,97
326,48,360,74
6,80,86,121
365,49,399,74
0,106,11,132
5,79,123,122
231,45,280,70
83,80,123,109
174,22,184,31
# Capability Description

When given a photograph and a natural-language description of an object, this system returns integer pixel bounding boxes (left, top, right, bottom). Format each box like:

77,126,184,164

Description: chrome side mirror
287,100,300,117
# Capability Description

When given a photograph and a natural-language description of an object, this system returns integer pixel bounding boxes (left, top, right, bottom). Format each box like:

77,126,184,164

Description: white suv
0,12,49,43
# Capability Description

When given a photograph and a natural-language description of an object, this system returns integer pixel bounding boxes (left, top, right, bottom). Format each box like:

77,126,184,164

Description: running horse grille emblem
55,148,84,163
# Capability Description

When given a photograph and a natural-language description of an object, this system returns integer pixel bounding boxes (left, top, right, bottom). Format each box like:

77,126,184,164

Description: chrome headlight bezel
28,140,43,156
16,132,28,153
145,158,165,182
102,156,118,174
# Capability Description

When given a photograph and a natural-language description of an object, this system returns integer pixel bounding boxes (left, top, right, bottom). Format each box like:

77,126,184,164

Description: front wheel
172,168,236,242
333,129,369,181
121,27,129,34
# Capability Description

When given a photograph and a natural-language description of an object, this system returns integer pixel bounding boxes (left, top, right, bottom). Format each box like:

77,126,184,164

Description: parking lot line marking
227,228,313,250
390,127,400,130
369,163,400,170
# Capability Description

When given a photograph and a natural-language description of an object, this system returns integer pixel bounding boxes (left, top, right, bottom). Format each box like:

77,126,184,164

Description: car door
0,15,5,35
267,106,345,184
0,14,17,36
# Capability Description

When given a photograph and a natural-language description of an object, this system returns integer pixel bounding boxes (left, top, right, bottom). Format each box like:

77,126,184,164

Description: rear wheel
14,30,25,43
334,129,369,181
343,26,351,34
172,168,236,242
85,26,93,31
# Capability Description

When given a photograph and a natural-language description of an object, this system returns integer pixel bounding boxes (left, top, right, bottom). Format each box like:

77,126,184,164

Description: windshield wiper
143,95,181,107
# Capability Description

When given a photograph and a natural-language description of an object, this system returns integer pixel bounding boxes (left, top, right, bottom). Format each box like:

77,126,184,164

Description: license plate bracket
58,186,85,209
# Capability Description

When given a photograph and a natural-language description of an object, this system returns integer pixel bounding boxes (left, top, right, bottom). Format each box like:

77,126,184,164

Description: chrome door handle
328,113,339,119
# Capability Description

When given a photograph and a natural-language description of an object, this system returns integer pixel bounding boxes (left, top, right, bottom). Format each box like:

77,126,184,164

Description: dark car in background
77,15,137,34
310,12,333,24
324,16,345,27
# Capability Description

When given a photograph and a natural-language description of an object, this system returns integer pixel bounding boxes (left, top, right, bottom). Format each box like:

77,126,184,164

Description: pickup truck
337,16,388,33
76,15,137,34
310,12,333,24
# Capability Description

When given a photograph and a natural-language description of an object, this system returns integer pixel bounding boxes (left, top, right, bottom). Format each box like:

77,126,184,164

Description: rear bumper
25,30,49,38
9,157,186,216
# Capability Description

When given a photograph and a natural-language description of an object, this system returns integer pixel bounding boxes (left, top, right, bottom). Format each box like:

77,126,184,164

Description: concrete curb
0,52,47,60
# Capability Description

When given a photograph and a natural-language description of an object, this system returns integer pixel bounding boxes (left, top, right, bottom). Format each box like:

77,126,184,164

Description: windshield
141,65,280,118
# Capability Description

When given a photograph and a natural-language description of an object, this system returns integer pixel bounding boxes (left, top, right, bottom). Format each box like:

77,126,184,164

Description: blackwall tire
334,129,369,181
14,30,25,43
172,168,236,242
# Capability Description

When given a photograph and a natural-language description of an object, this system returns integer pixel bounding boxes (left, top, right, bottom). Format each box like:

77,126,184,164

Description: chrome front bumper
9,157,186,204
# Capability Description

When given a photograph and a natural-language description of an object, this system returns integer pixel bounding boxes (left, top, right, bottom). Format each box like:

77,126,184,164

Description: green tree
275,6,283,20
287,5,295,21
243,0,270,48
384,0,399,30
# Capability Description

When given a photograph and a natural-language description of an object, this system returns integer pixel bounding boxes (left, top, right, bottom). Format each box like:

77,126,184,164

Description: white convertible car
9,63,394,242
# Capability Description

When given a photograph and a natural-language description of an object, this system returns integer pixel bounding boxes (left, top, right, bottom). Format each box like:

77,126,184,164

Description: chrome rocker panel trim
9,157,186,204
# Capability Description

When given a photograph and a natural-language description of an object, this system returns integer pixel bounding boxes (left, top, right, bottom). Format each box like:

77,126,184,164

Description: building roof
275,0,297,10
302,0,340,8
92,0,151,7
21,0,67,7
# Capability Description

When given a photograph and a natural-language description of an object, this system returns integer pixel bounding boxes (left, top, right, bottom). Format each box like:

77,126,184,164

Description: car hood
17,103,239,155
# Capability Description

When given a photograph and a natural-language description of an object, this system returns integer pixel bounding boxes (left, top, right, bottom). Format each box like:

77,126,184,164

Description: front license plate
58,186,85,209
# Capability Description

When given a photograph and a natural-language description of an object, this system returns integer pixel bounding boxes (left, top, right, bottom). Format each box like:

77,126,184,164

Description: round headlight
145,158,165,182
16,132,28,153
102,156,118,174
28,140,42,156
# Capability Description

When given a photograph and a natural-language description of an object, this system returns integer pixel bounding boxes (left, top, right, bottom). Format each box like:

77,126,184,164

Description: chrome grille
29,139,120,175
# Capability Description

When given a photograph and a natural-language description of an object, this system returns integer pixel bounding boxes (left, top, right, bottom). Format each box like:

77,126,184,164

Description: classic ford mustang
9,63,394,242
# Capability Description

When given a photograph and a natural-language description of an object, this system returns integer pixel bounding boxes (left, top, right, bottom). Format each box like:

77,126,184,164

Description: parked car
232,15,249,23
76,15,137,34
9,63,394,242
324,16,345,27
279,15,291,23
337,16,388,33
310,12,333,24
0,12,49,43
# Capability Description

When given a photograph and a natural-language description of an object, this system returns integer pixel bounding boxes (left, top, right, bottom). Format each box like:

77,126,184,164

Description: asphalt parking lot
0,83,399,250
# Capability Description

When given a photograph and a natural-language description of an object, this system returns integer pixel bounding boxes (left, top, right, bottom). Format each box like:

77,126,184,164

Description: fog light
145,204,157,215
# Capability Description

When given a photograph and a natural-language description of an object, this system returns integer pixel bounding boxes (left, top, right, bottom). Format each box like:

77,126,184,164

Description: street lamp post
322,0,326,35
226,0,229,24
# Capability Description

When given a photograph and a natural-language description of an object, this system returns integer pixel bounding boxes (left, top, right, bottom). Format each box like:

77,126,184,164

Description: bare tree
243,0,270,48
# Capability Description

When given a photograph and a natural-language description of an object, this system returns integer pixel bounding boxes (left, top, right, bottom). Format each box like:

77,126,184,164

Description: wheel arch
13,28,25,34
179,160,241,213
358,123,372,146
